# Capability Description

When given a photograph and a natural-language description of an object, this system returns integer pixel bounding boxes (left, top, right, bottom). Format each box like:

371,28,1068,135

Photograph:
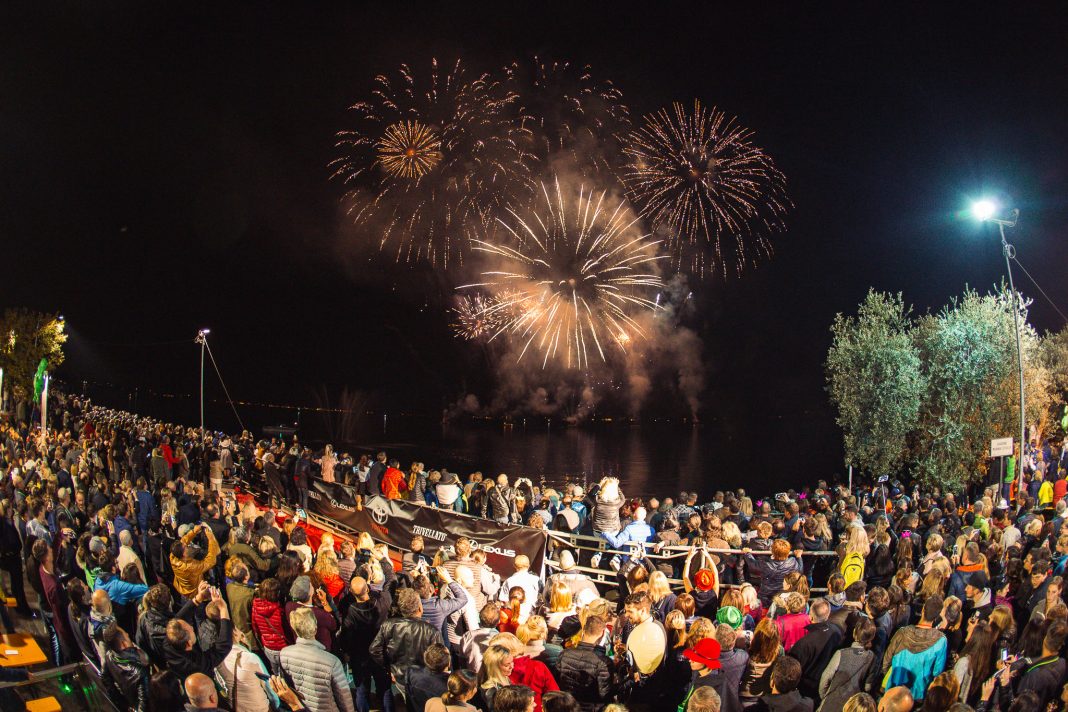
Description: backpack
841,551,865,587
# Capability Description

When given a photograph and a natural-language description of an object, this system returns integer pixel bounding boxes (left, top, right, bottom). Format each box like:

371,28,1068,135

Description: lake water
89,388,843,499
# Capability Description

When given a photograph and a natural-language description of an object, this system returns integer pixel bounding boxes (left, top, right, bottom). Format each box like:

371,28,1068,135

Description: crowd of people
2,391,1068,712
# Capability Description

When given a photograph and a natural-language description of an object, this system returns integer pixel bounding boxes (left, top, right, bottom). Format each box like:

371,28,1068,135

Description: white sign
991,437,1014,458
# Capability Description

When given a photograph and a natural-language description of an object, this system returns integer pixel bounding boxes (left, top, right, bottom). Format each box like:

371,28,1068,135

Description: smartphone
1000,648,1009,662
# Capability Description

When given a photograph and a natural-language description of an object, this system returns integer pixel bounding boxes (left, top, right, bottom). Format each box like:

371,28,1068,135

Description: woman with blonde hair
739,582,765,624
685,616,715,647
475,644,514,712
314,550,345,599
317,444,337,483
647,570,677,622
544,580,574,637
516,615,561,670
739,617,782,704
919,533,945,576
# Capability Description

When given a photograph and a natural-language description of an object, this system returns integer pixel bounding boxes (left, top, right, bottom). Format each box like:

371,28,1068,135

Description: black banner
266,470,547,574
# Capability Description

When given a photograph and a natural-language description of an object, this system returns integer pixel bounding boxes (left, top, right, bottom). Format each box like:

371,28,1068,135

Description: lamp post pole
997,219,1027,491
196,329,210,431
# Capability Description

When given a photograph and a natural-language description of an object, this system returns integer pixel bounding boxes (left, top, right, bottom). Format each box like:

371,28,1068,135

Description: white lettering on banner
412,525,448,542
307,490,322,500
479,544,516,557
330,499,355,513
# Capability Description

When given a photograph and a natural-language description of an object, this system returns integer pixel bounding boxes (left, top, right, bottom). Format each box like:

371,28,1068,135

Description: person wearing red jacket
251,578,288,674
381,461,409,500
510,648,559,712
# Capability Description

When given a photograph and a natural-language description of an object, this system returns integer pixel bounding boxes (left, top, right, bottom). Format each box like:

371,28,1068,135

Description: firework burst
623,100,790,278
452,293,512,340
332,59,533,267
462,178,663,370
376,120,443,178
504,58,631,174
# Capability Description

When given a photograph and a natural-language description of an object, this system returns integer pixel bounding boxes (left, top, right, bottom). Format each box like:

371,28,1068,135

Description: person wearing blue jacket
94,554,149,607
135,479,158,535
880,595,947,703
601,507,655,549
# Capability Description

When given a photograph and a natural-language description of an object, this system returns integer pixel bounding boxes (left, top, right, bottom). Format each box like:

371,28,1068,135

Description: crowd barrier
248,467,840,594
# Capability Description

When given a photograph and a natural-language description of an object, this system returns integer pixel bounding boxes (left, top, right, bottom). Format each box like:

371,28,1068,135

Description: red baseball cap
683,638,722,669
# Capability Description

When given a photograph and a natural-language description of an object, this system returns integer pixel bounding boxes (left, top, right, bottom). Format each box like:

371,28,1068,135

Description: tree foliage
0,308,67,398
826,290,925,476
827,286,1063,492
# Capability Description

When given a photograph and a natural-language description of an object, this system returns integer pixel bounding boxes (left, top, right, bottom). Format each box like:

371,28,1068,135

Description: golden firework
623,100,790,278
461,177,663,371
376,121,443,178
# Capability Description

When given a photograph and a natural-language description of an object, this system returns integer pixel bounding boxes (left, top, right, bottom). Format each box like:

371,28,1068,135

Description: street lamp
972,200,1025,493
195,329,211,431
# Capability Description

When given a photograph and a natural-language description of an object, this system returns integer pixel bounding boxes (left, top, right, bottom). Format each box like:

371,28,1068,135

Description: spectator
341,566,395,712
744,539,805,608
102,622,150,712
162,584,233,680
494,686,536,712
283,575,338,649
499,555,542,619
405,642,452,712
426,670,479,712
817,618,877,712
226,561,257,644
556,614,613,711
460,603,502,672
416,567,469,639
751,656,813,712
787,598,845,700
681,637,742,712
370,587,446,712
280,606,356,712
881,596,947,702
170,523,220,600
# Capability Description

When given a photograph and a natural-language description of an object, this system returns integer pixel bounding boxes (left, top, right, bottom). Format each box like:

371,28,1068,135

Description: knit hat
716,605,743,630
967,571,990,590
682,638,722,669
694,568,716,592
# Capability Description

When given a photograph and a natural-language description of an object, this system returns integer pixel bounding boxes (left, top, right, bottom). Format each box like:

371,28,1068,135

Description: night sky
4,4,1068,452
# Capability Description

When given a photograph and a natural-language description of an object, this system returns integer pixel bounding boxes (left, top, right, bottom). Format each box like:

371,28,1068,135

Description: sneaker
590,552,602,568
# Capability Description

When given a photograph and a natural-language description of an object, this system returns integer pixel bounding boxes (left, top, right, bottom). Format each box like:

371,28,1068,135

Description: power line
1011,255,1068,325
202,339,245,431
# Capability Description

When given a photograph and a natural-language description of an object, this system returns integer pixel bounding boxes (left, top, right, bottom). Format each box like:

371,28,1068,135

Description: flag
32,359,47,403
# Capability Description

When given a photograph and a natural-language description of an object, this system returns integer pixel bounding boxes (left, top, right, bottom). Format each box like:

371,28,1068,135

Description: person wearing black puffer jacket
743,539,804,607
369,587,445,712
555,615,614,712
136,583,188,668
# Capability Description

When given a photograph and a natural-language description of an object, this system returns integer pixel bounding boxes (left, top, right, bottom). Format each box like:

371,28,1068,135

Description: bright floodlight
972,199,997,222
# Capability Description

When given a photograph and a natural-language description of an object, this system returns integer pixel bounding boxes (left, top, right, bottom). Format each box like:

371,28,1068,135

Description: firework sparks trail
452,293,513,339
504,58,631,174
623,100,790,278
460,178,664,371
332,59,533,267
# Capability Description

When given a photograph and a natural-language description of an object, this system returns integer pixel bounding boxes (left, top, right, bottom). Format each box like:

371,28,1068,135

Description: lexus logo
371,507,389,526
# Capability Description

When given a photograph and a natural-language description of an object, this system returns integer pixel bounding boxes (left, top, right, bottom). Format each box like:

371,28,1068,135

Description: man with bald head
184,672,222,711
878,686,914,712
341,565,394,712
